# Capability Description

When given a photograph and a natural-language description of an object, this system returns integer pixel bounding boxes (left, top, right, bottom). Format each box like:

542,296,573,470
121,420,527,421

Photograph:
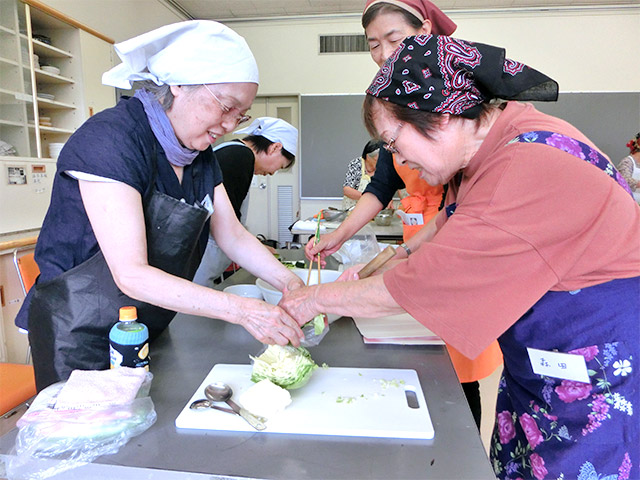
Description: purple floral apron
449,132,638,479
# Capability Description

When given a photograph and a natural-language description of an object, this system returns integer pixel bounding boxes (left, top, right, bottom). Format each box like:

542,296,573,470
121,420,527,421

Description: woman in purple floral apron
279,35,639,479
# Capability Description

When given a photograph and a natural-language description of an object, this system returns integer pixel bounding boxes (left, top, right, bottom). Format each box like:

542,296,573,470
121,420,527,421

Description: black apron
28,150,210,391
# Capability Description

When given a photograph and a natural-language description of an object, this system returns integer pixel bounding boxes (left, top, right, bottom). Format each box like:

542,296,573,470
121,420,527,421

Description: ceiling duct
319,34,368,54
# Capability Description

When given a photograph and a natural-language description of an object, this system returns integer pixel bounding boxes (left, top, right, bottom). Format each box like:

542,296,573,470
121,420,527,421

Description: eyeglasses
383,123,404,154
202,84,251,126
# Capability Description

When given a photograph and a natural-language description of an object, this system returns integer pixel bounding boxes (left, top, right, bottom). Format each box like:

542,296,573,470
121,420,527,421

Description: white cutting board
175,364,434,439
352,313,445,345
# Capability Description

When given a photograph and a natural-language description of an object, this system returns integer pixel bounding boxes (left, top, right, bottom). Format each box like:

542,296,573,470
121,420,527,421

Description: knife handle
358,245,397,279
226,399,267,431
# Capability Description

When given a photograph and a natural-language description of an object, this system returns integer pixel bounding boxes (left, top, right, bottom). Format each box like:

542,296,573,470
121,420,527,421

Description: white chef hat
102,20,259,89
235,117,298,157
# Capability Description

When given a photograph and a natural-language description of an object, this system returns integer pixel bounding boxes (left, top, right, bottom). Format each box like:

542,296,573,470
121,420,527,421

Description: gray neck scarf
134,88,200,167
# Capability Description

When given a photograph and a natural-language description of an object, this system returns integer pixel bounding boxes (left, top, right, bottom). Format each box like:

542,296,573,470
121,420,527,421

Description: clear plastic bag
6,372,156,480
332,224,381,269
300,314,329,347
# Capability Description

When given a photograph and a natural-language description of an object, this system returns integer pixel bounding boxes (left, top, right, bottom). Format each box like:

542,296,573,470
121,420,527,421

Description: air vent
319,34,368,54
277,185,294,245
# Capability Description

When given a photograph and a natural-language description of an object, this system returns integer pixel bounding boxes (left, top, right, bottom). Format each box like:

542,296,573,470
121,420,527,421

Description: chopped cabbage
250,345,317,390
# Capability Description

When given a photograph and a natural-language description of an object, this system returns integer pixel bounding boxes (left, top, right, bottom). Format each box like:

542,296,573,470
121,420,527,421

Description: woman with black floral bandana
282,35,640,479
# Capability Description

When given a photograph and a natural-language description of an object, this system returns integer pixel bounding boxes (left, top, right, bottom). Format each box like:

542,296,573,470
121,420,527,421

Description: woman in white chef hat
17,20,305,391
193,117,298,287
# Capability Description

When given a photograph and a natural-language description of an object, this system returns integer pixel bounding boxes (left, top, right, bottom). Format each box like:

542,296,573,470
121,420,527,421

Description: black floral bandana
366,35,558,118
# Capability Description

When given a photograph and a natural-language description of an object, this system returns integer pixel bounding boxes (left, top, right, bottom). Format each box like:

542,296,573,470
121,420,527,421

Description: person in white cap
17,20,306,391
193,117,298,287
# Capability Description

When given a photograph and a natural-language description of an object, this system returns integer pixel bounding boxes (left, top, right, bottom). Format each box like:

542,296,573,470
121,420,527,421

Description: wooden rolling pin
357,245,397,279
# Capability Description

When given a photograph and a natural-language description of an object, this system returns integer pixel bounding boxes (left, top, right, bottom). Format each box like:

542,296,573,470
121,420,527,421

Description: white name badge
527,347,590,383
396,210,423,226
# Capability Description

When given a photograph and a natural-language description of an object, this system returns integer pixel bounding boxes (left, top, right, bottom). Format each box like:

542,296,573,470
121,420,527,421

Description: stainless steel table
0,260,495,479
291,216,404,243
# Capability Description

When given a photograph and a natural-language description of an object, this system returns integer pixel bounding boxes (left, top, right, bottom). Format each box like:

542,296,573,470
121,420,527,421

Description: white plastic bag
332,224,381,269
7,371,156,480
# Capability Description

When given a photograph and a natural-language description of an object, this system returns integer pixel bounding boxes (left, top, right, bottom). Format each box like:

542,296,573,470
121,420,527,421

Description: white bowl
41,65,60,75
223,284,263,299
48,142,65,159
255,268,342,323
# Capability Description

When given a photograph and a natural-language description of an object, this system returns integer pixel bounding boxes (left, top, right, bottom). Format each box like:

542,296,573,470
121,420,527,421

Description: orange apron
394,161,443,241
393,158,503,383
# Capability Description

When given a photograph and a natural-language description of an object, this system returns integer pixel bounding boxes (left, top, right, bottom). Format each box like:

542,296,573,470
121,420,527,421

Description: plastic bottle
109,306,149,370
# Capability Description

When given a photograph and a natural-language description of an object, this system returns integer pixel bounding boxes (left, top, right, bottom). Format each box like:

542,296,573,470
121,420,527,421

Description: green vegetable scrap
280,260,306,269
378,378,406,389
312,314,326,335
250,344,317,390
336,396,357,404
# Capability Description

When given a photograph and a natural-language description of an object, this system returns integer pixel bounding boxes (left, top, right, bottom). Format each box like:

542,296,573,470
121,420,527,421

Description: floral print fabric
508,131,633,196
490,277,639,479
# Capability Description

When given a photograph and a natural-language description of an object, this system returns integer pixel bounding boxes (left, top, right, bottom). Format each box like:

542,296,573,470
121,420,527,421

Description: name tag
396,210,423,226
527,347,590,383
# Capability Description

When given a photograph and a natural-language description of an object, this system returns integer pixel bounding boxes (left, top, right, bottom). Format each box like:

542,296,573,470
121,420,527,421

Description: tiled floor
479,365,503,454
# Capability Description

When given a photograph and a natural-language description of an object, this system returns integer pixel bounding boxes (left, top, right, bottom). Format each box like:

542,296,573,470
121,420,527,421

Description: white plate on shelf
41,66,60,75
37,93,55,101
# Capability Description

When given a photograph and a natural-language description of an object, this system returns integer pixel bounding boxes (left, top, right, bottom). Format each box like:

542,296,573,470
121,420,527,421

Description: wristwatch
399,242,412,256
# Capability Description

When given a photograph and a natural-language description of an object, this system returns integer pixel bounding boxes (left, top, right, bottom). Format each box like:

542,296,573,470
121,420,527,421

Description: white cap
102,20,259,89
235,117,298,157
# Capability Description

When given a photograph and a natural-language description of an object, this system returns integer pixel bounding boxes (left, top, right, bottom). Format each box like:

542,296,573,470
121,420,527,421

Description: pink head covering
363,0,457,36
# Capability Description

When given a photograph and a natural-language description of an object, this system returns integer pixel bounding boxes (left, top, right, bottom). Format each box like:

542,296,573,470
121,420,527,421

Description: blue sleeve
363,148,405,204
57,98,154,196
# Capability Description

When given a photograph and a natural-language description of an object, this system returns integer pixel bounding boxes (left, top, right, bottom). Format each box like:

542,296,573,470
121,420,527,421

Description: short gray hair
138,81,200,110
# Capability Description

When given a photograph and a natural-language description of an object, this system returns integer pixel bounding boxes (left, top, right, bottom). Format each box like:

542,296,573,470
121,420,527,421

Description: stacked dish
33,34,52,45
39,116,52,127
41,65,60,76
37,93,55,101
48,142,65,159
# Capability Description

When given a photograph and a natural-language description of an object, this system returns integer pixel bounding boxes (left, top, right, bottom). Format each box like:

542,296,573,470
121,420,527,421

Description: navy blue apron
28,148,210,391
468,132,638,480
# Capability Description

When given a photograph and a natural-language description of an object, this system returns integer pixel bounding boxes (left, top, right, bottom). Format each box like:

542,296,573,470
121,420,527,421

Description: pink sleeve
383,212,557,359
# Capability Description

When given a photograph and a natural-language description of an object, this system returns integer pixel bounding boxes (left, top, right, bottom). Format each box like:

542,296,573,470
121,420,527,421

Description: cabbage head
250,345,317,390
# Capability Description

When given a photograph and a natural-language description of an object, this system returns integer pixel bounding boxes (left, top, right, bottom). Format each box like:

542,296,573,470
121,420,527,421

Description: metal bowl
374,209,394,226
321,209,345,221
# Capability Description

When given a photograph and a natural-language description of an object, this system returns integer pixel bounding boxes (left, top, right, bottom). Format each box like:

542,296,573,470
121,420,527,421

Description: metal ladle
204,382,266,431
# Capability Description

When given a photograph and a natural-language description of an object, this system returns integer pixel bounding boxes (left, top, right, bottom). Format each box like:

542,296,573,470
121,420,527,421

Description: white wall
227,7,638,218
29,4,640,222
30,4,639,91
228,7,638,95
38,0,184,41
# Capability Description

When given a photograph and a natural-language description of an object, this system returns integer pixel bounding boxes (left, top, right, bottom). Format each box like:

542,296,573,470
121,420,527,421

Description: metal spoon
189,398,235,414
204,382,266,431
